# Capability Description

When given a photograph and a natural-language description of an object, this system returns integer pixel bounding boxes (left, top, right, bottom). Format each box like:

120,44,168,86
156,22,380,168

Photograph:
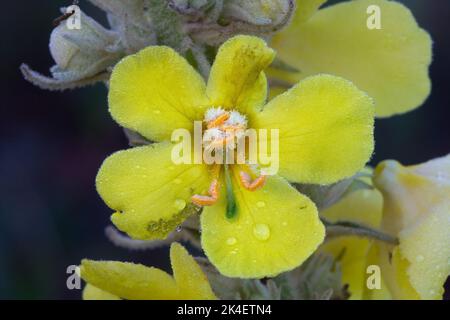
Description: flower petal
253,74,374,184
206,35,275,118
374,156,450,299
170,243,217,300
321,188,384,299
272,0,432,117
399,203,450,300
109,46,209,142
378,246,420,299
201,171,325,278
96,142,210,240
292,0,327,24
82,284,120,300
80,260,179,300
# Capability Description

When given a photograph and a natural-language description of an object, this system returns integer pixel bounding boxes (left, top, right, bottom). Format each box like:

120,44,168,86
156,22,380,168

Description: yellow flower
80,243,217,300
321,184,392,299
96,35,375,278
373,155,450,299
271,0,432,117
322,155,450,300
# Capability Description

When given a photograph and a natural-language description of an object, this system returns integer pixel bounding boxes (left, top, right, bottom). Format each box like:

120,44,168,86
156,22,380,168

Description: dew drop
173,178,182,185
153,110,161,115
256,201,266,208
173,199,186,211
416,255,424,262
226,237,237,245
253,224,270,241
282,221,287,227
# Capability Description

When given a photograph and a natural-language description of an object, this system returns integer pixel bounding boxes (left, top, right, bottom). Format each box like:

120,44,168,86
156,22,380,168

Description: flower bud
49,8,123,81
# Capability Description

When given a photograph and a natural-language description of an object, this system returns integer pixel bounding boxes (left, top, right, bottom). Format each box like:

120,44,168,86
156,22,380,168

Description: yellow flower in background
81,243,216,300
271,0,432,117
373,155,450,300
322,155,450,300
321,173,392,300
96,35,375,278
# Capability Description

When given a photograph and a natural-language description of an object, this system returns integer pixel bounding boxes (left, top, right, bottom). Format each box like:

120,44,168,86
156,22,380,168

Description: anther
239,171,267,191
207,112,230,129
191,165,221,206
191,179,220,206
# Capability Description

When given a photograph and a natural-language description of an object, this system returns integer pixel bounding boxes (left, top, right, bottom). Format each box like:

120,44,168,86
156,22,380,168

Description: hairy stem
321,217,399,245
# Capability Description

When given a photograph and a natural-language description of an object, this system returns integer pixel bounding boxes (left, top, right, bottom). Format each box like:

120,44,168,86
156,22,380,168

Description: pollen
202,107,247,152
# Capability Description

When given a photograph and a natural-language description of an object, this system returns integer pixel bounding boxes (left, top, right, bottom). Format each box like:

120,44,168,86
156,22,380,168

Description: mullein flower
270,0,432,117
373,155,450,300
96,35,374,278
322,155,450,300
81,243,216,300
320,181,392,299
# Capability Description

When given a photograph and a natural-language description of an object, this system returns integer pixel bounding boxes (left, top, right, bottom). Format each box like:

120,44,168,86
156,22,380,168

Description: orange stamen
191,179,219,206
239,171,267,191
207,112,230,129
191,165,221,206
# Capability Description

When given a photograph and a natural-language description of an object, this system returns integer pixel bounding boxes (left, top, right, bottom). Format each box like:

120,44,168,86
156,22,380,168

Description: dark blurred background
1,1,449,299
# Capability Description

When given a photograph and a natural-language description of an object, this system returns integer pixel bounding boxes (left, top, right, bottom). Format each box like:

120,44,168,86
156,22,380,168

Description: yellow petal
399,203,450,300
374,155,450,299
292,0,327,24
109,46,209,142
82,284,120,300
378,246,420,299
170,243,217,300
207,35,275,118
201,171,325,278
272,0,432,117
96,142,210,240
362,243,392,300
322,236,371,300
80,260,179,300
321,188,383,299
253,74,374,184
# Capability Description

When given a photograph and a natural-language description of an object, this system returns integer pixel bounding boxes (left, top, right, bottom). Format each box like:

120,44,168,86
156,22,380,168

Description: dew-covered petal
96,142,210,240
272,0,432,117
109,46,209,142
207,35,275,118
170,243,217,299
201,171,324,278
253,74,374,184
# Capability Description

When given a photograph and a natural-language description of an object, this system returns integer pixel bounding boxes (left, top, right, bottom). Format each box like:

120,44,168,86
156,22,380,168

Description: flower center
202,107,248,152
191,107,267,211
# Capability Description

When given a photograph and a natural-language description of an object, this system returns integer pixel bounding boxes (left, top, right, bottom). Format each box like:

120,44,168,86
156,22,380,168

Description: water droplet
174,178,182,185
153,110,161,115
226,237,237,245
176,225,182,232
256,201,266,208
173,199,186,211
416,255,424,262
282,221,287,227
253,224,270,241
168,166,175,171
